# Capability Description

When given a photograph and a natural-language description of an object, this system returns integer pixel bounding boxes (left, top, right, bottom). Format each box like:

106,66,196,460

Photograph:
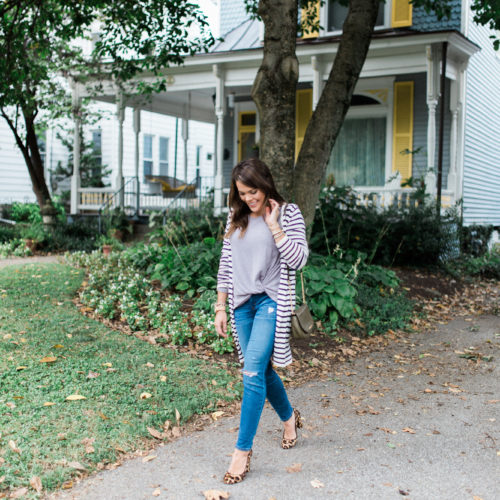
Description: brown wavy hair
226,158,285,237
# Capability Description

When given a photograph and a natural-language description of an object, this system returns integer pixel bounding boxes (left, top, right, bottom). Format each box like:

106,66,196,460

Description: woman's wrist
214,302,226,313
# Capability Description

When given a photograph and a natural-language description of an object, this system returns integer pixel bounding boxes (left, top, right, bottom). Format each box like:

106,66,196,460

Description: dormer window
326,0,385,33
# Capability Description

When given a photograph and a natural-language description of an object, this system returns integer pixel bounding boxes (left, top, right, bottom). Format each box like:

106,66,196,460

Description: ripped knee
242,369,258,377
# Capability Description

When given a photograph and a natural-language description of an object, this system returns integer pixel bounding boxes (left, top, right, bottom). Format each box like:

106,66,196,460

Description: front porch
69,30,477,218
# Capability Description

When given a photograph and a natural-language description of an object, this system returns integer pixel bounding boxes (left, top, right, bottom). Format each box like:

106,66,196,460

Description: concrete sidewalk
52,314,499,500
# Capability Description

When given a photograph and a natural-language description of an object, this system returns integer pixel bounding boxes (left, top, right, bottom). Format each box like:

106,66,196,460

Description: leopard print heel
281,409,303,449
223,450,252,484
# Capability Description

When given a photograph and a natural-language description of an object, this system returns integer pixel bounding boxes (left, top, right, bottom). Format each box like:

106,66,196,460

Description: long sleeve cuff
217,286,228,293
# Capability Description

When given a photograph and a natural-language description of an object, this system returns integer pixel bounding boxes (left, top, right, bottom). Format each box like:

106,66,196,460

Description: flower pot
102,244,112,255
111,229,125,241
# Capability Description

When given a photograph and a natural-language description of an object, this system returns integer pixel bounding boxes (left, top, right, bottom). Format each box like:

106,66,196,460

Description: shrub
0,224,16,243
445,249,500,280
460,224,494,257
310,185,460,267
148,205,226,246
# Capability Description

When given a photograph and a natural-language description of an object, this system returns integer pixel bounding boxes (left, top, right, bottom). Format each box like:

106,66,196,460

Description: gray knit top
218,214,281,308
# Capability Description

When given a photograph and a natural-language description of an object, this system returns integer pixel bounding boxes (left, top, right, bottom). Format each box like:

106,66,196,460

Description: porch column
213,64,225,215
182,93,190,184
70,80,81,215
133,107,141,217
454,63,468,201
447,79,459,195
311,56,323,110
425,45,439,196
115,87,125,208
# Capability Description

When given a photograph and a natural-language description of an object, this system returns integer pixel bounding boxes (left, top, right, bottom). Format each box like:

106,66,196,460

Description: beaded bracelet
214,303,226,313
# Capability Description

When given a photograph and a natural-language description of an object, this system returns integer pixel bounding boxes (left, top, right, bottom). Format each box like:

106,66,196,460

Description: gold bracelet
214,303,226,313
273,231,285,239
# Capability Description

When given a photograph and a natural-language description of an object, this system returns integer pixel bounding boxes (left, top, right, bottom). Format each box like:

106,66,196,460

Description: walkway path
0,255,62,268
51,314,499,500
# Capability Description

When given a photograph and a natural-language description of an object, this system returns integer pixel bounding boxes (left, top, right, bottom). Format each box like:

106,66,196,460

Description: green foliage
66,248,235,354
145,238,221,297
311,185,460,267
445,249,500,280
354,284,415,337
303,249,409,336
0,262,237,495
460,224,494,257
0,225,17,243
5,202,42,224
148,206,226,246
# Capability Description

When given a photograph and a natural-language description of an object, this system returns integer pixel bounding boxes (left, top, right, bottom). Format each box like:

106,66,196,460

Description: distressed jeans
233,292,294,451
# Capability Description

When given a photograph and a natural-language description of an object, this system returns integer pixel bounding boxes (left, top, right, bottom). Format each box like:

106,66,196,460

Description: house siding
462,14,500,225
411,0,462,32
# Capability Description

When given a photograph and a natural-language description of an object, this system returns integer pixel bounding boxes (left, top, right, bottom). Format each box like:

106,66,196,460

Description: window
326,0,384,32
159,136,169,176
143,134,153,177
91,129,102,179
196,145,202,167
326,95,387,187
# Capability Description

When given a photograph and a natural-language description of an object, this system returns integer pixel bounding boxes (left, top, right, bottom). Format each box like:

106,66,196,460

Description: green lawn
0,263,238,497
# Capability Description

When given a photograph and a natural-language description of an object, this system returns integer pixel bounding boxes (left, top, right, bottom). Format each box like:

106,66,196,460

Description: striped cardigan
217,203,309,367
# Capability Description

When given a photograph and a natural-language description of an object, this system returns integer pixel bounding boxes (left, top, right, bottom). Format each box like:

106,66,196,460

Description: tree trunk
251,0,299,200
294,0,380,230
23,112,53,211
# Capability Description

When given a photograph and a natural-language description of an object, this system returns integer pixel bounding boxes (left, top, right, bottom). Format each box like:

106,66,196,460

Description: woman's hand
264,199,280,228
215,310,228,337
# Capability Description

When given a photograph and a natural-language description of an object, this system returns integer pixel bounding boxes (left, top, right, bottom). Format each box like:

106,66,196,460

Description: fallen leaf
473,496,483,500
146,362,155,368
160,375,167,382
10,487,28,498
175,408,181,425
52,344,64,349
86,371,100,379
66,394,86,401
16,366,27,371
6,402,15,409
140,392,152,399
68,461,87,471
43,402,56,406
202,489,230,500
40,356,57,363
399,489,410,496
211,411,224,421
402,427,416,434
147,427,164,440
81,437,95,453
142,455,157,463
152,488,161,496
62,480,73,489
29,476,42,492
171,426,181,438
8,440,21,454
310,479,324,488
286,463,302,473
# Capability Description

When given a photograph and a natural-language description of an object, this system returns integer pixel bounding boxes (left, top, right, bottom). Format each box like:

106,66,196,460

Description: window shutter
392,81,414,183
391,0,412,28
300,1,320,39
295,89,313,161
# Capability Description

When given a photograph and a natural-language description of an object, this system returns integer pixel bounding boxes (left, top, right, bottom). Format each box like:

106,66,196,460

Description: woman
215,158,309,484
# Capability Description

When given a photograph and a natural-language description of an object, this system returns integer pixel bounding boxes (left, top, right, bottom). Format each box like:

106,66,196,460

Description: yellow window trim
295,88,313,161
391,0,413,28
392,81,414,185
238,111,256,163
